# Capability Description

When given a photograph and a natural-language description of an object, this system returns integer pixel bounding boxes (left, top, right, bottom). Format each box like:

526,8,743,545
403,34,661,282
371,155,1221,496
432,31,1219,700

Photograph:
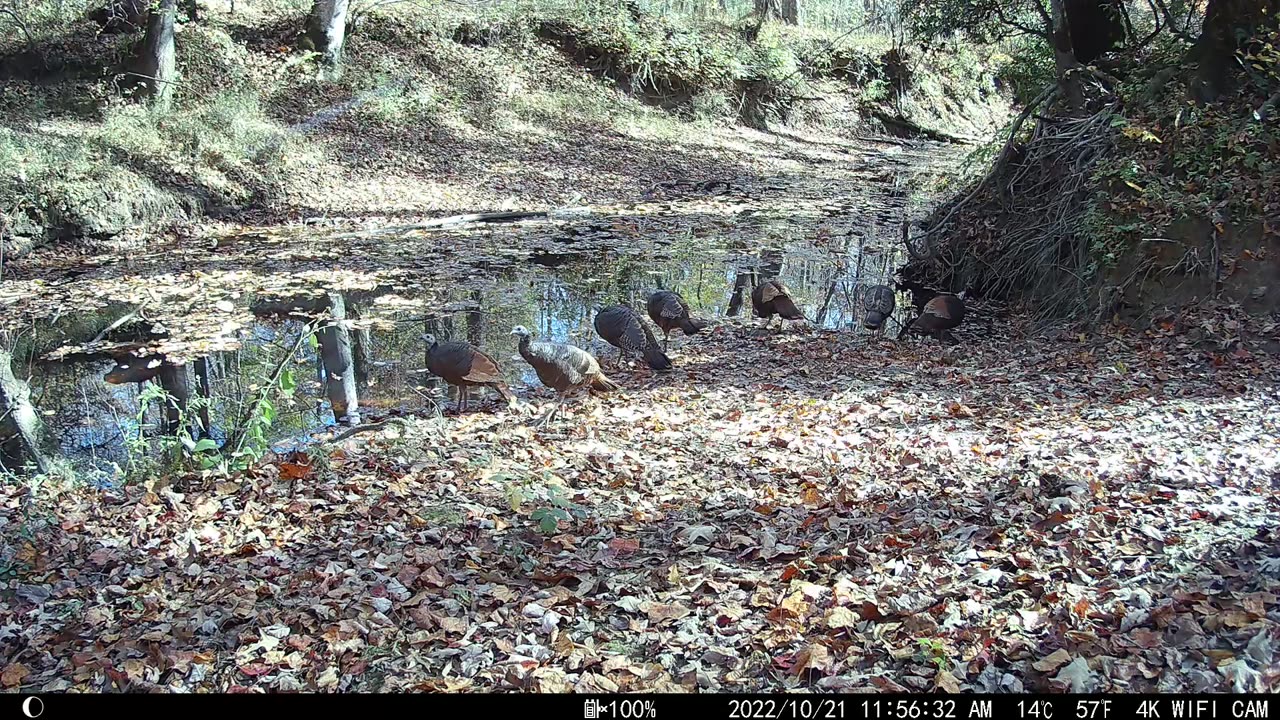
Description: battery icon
584,699,600,719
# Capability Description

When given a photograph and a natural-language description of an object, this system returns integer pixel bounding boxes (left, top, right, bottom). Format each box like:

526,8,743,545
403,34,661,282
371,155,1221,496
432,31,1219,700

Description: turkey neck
516,333,535,362
425,338,440,371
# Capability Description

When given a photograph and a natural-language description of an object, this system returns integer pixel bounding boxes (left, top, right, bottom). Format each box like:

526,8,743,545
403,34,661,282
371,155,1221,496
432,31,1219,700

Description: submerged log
104,356,165,384
348,301,375,389
194,356,213,437
466,291,484,347
251,295,329,318
727,271,756,317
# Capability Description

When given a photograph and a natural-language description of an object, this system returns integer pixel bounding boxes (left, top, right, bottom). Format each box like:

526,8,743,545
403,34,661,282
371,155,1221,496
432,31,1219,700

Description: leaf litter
1,123,1277,693
2,310,1278,693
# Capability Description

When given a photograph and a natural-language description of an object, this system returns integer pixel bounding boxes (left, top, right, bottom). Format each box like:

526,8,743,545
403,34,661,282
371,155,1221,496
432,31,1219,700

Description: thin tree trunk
780,0,799,24
305,0,350,76
1050,0,1086,111
133,0,178,108
0,349,55,475
317,293,360,425
194,355,213,438
157,362,191,436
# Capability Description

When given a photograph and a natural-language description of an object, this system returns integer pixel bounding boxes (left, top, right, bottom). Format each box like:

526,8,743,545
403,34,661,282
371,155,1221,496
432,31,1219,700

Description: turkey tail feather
679,316,707,335
776,295,805,320
492,382,516,405
645,347,673,371
864,311,886,330
590,373,620,392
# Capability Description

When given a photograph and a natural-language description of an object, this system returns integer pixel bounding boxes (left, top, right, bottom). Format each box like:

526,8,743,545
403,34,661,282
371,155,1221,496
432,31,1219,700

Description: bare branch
916,84,1059,248
993,2,1049,39
1150,0,1198,42
0,6,34,48
1026,0,1055,36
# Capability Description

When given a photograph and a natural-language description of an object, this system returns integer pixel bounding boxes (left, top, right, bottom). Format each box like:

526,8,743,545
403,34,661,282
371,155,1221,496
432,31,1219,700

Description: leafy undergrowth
1092,31,1280,243
905,34,1280,322
3,313,1279,692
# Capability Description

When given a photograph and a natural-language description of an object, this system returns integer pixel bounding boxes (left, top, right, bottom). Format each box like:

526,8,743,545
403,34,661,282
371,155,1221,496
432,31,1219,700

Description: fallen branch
333,210,557,240
1256,91,1280,122
869,110,981,144
328,417,410,443
89,306,148,344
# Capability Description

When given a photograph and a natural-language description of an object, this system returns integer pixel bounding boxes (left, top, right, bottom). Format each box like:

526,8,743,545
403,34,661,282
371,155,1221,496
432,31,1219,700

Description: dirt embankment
0,5,1011,262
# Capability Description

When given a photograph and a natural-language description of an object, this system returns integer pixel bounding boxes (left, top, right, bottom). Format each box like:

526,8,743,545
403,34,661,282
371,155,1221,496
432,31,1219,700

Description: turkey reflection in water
7,235,916,479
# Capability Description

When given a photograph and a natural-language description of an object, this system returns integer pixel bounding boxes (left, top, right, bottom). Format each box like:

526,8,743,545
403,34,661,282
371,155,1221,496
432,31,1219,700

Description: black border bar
7,693,1275,718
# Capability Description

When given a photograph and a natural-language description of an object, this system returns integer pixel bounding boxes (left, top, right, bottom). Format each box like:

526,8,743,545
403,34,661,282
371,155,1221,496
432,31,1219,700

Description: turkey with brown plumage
646,290,706,351
422,333,516,412
512,325,619,424
751,279,805,329
901,291,967,341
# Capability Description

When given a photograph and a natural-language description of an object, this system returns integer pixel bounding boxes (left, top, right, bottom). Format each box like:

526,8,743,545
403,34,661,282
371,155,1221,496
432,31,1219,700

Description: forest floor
3,307,1279,692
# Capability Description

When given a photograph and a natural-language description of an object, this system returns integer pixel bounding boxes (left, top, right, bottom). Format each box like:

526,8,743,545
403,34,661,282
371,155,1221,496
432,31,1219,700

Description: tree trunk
155,362,191,435
194,355,213,437
1050,0,1086,111
1065,0,1125,63
466,291,484,348
317,293,360,425
780,0,799,25
305,0,349,75
1192,0,1279,102
184,0,199,22
133,0,178,108
0,349,55,475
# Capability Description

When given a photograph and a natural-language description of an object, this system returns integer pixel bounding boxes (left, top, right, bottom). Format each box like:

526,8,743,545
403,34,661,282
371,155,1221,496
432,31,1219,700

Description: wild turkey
593,305,672,371
751,279,805,328
646,291,706,351
862,284,896,333
511,325,620,423
422,333,516,412
901,291,967,341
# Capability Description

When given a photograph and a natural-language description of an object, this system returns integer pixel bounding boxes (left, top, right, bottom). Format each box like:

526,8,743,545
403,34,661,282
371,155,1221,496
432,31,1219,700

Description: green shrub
177,25,257,100
990,38,1054,105
1,91,313,246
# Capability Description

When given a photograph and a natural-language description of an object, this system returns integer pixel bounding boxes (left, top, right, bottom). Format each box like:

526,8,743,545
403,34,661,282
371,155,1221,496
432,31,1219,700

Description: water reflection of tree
13,217,918,474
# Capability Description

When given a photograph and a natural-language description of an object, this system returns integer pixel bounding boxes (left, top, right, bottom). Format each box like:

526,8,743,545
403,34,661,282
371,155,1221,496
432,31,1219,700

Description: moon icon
22,697,44,718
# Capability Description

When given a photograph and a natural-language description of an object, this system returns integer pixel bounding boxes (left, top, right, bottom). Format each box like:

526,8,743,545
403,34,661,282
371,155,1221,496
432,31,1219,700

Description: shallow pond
2,138,950,480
